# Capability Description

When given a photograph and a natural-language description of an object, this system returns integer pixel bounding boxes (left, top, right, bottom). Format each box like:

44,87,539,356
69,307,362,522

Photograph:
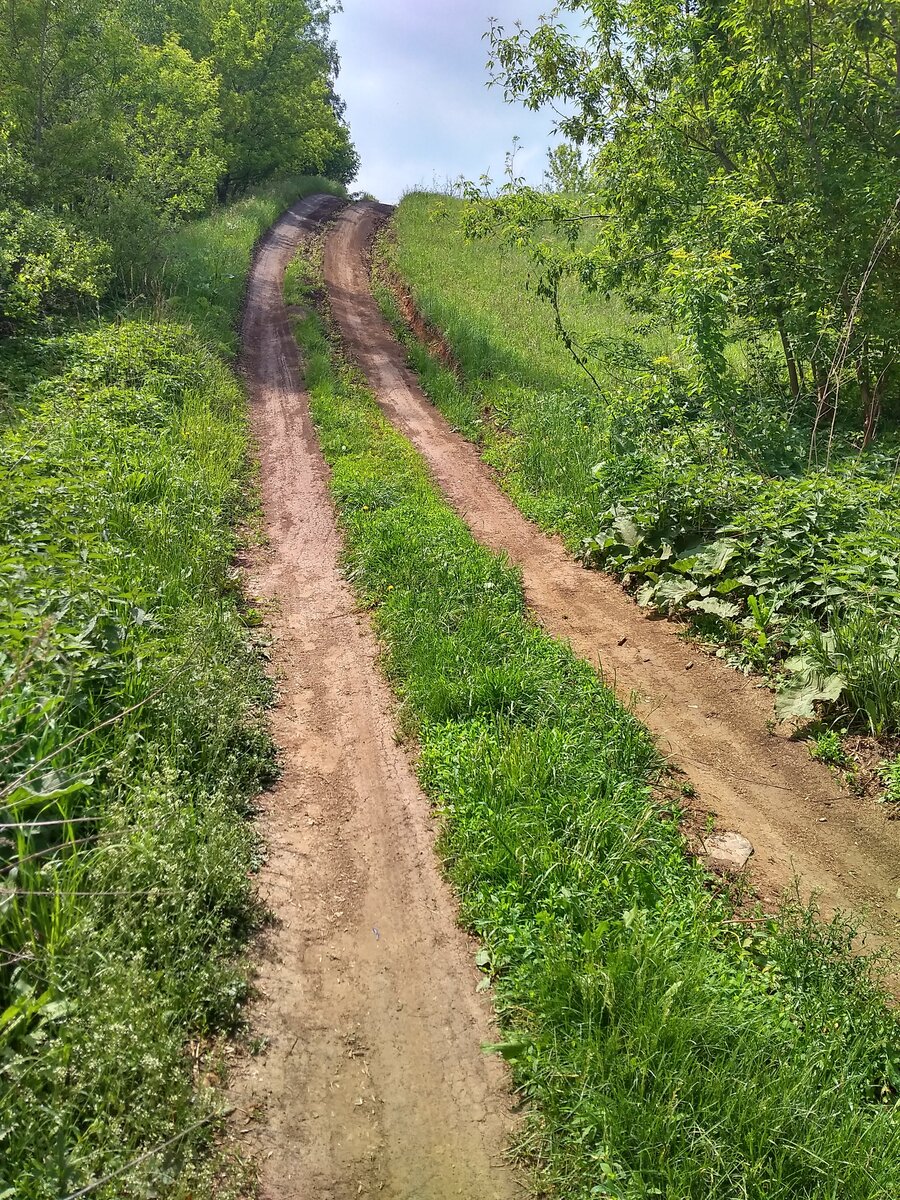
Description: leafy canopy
473,1,900,441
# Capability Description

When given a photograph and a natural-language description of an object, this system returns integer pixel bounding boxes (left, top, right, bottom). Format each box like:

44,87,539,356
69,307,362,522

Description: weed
809,729,848,767
781,609,900,735
877,757,900,804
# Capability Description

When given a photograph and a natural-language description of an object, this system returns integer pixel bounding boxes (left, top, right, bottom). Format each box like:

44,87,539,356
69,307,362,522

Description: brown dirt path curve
322,200,900,945
231,193,521,1200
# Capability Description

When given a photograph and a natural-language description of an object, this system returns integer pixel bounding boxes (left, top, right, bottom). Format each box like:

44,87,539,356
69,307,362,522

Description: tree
123,0,358,198
0,0,134,210
125,36,223,218
200,0,357,197
544,142,589,194
0,133,110,329
475,2,900,442
0,0,357,325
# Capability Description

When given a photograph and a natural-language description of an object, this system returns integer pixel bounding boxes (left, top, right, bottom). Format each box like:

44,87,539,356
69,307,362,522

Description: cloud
330,1,562,202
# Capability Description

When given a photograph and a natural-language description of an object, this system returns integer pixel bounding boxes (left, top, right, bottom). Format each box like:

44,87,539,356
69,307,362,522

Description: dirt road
322,200,900,942
232,194,520,1200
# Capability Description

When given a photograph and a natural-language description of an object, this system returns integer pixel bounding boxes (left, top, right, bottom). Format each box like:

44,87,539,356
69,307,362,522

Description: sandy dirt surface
322,200,900,944
231,194,521,1200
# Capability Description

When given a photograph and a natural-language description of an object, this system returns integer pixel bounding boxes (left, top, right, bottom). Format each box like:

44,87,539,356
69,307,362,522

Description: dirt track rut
232,194,519,1200
323,200,900,942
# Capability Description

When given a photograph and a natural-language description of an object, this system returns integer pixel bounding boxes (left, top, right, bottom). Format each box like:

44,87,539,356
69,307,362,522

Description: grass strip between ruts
292,289,900,1200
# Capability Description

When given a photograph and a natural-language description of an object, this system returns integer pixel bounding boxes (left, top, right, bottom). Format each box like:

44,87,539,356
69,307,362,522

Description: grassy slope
0,177,340,1199
383,194,900,737
286,251,900,1199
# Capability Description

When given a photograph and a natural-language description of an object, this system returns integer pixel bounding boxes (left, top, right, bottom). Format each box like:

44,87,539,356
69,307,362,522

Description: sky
330,1,563,203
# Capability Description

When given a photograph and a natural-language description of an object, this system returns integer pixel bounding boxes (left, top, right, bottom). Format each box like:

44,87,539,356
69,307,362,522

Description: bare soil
322,200,900,946
231,194,520,1200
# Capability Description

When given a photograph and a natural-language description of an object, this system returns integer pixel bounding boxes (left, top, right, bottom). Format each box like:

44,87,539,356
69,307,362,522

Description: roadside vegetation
288,252,900,1200
380,3,900,762
2,1,354,1191
0,0,356,338
0,175,347,1200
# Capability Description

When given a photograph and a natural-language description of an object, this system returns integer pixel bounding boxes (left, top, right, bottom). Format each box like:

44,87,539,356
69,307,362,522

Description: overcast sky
331,1,563,203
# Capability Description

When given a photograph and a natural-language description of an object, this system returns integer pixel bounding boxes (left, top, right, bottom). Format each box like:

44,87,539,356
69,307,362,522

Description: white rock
702,831,754,872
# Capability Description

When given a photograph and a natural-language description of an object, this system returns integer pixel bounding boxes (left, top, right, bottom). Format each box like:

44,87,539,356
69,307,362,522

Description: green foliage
0,0,356,325
296,296,900,1200
0,135,112,330
782,609,900,736
125,36,224,219
387,192,900,732
877,757,900,804
158,174,346,355
0,203,111,329
809,729,847,768
191,0,359,198
0,178,293,1196
478,0,900,442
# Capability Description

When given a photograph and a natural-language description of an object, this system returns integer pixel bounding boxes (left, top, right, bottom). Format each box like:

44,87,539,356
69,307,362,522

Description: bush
0,205,111,329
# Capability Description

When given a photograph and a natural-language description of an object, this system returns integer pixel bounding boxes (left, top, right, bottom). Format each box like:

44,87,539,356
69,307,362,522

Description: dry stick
0,816,104,830
59,1109,235,1200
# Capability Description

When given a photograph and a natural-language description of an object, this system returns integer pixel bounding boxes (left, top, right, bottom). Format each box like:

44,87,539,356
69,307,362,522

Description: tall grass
383,193,900,733
0,177,338,1198
157,175,345,355
292,282,900,1198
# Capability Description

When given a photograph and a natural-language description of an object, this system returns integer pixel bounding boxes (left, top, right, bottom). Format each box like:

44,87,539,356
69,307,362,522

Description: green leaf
688,597,740,619
715,577,744,595
775,672,846,720
612,512,641,547
653,576,698,608
688,539,739,578
482,1032,533,1061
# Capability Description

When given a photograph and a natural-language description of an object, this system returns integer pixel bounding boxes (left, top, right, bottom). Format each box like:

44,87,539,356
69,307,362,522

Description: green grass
382,193,900,733
156,175,346,357
0,177,340,1198
289,260,900,1198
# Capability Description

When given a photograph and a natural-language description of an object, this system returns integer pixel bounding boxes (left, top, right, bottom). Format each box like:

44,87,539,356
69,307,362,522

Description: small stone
702,831,754,872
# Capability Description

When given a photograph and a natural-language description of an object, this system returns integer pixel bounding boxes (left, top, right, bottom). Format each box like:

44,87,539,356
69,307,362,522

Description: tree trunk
808,360,834,464
775,311,800,400
33,0,50,146
858,351,881,448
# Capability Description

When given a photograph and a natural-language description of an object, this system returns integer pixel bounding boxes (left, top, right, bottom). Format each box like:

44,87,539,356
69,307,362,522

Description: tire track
231,193,520,1200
